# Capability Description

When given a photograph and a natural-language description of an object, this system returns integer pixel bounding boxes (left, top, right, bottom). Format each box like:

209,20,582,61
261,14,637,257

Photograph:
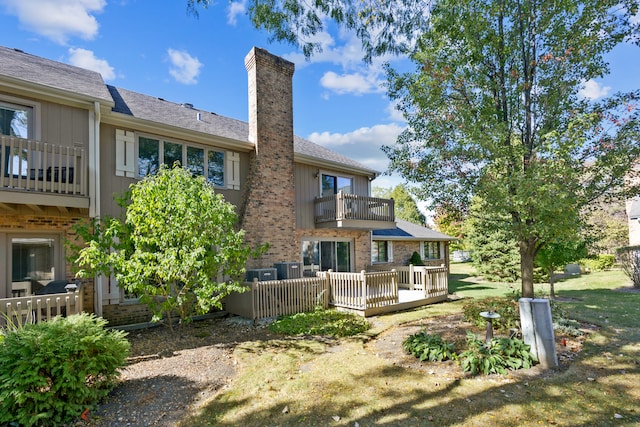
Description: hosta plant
402,331,457,362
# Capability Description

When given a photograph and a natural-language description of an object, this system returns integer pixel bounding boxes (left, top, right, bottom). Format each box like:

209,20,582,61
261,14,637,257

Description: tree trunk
519,240,536,298
548,267,556,299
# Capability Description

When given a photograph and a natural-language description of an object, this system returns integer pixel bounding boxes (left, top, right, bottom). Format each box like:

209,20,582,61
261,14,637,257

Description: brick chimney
240,47,298,267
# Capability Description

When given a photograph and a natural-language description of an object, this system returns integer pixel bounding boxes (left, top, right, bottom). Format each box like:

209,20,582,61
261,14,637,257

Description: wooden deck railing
0,289,84,327
0,136,87,196
322,270,399,310
315,192,395,224
225,276,330,320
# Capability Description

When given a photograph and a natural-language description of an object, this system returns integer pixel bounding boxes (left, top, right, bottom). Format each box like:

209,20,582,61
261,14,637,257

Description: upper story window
136,136,225,186
0,100,33,138
422,241,441,260
321,173,353,197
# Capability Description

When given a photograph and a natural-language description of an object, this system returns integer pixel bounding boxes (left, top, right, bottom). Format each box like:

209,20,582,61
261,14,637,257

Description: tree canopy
373,184,426,225
382,0,640,297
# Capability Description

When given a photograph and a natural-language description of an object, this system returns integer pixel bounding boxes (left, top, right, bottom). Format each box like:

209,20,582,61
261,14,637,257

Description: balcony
314,191,395,230
0,136,88,211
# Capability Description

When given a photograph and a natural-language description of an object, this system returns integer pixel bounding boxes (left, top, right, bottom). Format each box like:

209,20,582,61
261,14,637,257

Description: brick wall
240,48,298,267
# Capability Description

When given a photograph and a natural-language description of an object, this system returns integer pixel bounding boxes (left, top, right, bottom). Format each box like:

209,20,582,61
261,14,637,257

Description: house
371,219,454,268
0,46,451,325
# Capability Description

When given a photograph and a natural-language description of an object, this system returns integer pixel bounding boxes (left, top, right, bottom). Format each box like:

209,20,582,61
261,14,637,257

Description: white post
519,298,558,368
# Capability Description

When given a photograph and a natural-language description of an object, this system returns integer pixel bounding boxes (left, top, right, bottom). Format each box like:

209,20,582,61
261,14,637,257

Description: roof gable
0,46,112,103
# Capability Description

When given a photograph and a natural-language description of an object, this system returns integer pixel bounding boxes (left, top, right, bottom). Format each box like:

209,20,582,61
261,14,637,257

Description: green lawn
183,264,640,426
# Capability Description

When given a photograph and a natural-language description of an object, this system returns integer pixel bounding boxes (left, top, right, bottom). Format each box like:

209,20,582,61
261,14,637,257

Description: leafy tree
584,200,629,254
536,239,588,298
382,0,640,297
373,184,426,225
72,166,263,328
432,202,466,250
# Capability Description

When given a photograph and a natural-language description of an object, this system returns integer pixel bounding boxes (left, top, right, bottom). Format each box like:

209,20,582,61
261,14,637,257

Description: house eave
295,153,378,178
0,76,114,109
102,111,255,152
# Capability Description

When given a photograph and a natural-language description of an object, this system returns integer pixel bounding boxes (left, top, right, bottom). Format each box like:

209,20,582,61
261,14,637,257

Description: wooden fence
0,136,87,196
323,270,399,310
225,276,329,320
0,289,84,327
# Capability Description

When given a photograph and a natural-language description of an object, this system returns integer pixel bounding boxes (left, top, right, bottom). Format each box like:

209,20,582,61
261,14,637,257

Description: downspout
90,101,103,316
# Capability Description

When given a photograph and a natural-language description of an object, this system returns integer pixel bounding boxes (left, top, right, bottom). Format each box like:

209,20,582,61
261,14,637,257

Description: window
423,241,441,260
372,241,392,263
321,173,353,197
0,101,33,138
136,135,226,186
301,239,352,275
0,233,61,298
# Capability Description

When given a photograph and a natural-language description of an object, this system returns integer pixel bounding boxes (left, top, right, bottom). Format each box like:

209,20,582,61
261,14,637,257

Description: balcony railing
0,135,87,197
314,192,395,229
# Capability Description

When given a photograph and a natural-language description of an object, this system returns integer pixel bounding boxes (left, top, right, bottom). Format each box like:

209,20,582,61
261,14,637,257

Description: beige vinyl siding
40,102,89,147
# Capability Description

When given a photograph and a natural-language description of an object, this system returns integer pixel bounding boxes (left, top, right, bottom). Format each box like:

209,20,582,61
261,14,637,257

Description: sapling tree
72,165,264,327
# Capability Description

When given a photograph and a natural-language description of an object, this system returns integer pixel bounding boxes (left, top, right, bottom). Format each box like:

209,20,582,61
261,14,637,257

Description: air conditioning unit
273,262,302,280
245,268,278,282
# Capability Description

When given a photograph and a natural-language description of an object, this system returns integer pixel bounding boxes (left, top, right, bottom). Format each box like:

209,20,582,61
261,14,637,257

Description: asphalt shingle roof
0,46,112,103
373,219,456,241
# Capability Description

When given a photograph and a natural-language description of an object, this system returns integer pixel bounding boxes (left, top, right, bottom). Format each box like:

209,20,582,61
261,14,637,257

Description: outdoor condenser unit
273,262,302,280
245,268,278,282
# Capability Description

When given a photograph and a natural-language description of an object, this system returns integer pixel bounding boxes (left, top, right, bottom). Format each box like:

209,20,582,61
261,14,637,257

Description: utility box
273,262,302,280
245,268,278,282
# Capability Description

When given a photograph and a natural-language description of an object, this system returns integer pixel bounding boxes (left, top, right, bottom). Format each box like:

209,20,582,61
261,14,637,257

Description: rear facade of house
0,46,450,326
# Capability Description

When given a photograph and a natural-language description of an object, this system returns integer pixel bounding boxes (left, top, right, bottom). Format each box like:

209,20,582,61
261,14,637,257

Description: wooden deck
225,266,449,320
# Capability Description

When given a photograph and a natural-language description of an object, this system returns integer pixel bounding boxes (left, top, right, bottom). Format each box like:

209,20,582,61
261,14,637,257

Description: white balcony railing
315,192,395,224
0,135,87,196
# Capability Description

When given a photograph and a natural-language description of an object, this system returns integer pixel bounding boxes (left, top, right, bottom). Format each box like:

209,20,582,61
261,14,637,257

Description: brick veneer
240,48,298,267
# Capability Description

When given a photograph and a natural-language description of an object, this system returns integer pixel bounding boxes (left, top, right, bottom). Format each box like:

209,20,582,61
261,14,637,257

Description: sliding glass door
302,239,352,275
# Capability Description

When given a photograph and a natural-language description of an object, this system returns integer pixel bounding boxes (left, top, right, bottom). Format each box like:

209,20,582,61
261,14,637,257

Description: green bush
457,332,537,375
580,254,615,272
408,251,424,266
0,313,130,426
269,307,370,337
462,296,520,332
553,318,584,337
402,332,456,362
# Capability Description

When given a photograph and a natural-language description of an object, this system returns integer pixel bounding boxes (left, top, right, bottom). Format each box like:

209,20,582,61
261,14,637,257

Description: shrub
553,318,584,337
457,332,537,375
269,307,370,337
408,251,424,266
580,254,615,272
615,246,640,288
0,314,130,426
402,332,456,362
462,296,520,331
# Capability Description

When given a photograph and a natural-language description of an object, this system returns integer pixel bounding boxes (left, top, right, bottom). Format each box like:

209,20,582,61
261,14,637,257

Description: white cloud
167,49,203,85
68,48,115,80
320,71,384,95
385,101,405,122
308,123,404,172
579,79,611,100
1,0,105,44
227,0,246,25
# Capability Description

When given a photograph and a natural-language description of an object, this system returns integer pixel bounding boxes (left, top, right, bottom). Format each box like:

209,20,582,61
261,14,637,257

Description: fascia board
294,153,379,179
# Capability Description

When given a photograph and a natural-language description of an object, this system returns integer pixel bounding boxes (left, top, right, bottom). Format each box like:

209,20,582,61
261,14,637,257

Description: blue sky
0,0,638,193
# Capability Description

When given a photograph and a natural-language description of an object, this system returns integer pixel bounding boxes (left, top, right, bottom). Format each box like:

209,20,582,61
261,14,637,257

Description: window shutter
226,151,240,190
388,241,393,262
101,274,120,305
115,129,135,177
